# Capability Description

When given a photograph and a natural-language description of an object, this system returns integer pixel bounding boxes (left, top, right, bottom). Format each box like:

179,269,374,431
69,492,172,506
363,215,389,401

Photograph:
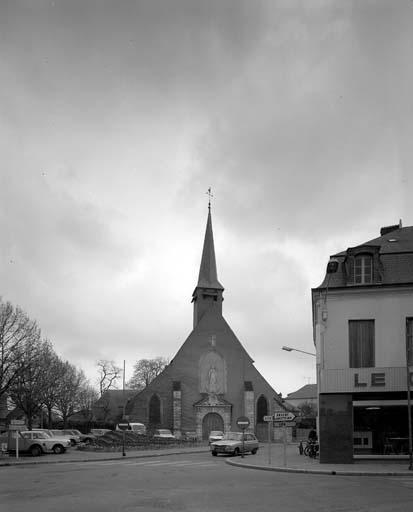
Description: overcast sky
1,0,412,397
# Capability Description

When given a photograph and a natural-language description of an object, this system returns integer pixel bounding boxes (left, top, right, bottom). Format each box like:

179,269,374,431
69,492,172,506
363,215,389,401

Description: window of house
407,318,413,366
354,254,373,284
349,320,375,368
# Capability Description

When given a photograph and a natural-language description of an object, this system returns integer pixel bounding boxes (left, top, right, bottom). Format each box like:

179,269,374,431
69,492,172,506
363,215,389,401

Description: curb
225,458,413,476
0,448,209,468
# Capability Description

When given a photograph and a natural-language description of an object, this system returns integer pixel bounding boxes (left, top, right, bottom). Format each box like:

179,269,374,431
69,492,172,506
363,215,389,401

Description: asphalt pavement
1,442,413,476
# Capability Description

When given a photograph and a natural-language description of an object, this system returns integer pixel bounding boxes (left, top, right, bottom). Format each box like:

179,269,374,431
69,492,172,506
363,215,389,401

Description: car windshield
158,430,172,435
222,432,243,441
210,431,223,436
71,430,82,435
51,430,63,436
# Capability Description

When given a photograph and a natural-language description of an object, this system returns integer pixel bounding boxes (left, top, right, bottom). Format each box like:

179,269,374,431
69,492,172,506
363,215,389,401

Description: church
126,204,284,440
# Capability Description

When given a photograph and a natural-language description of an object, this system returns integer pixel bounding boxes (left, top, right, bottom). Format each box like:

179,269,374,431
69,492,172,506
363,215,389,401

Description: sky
1,0,412,397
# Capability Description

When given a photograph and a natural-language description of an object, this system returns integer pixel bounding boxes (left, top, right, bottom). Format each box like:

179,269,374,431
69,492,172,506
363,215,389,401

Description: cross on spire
206,187,213,210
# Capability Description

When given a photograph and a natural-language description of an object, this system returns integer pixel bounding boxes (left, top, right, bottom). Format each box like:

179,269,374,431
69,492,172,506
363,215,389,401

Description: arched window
354,254,373,284
256,395,268,424
149,394,161,425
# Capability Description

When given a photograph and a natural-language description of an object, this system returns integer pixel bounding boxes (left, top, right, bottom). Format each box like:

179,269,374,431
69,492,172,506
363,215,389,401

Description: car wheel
233,448,240,456
251,448,258,455
53,444,65,454
211,450,217,456
30,444,42,457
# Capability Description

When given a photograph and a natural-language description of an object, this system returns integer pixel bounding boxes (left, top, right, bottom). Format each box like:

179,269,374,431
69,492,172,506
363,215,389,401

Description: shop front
353,399,411,456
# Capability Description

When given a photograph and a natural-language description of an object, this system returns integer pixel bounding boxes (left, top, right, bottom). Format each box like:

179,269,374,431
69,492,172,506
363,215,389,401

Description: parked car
50,429,81,446
66,429,96,444
210,432,259,456
90,429,112,437
152,429,176,440
208,430,224,444
31,429,78,447
115,422,146,435
1,430,71,456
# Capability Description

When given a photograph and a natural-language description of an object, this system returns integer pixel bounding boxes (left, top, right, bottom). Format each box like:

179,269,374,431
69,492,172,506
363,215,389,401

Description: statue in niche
199,350,226,395
208,366,218,394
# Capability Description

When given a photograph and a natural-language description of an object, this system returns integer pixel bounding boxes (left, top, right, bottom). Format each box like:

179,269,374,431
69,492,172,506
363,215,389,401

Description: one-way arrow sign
273,411,296,422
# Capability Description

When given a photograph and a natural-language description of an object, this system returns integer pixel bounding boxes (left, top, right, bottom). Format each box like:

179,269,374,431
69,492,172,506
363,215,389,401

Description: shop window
407,318,413,366
354,254,373,284
349,320,375,368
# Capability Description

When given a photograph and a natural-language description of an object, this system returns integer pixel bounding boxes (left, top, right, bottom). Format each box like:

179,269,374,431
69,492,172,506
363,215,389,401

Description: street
1,452,413,511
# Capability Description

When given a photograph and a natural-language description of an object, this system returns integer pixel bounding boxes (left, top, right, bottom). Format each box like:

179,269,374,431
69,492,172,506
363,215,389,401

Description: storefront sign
320,367,413,394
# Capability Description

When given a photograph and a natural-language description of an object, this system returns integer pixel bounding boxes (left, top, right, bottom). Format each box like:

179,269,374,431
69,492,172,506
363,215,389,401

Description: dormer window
354,254,373,284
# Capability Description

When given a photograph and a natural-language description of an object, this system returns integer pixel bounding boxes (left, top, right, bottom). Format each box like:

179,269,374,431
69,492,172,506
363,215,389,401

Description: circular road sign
236,416,250,430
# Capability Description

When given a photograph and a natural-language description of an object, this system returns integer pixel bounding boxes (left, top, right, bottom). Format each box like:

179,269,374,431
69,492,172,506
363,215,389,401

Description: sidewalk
228,442,413,476
1,442,413,476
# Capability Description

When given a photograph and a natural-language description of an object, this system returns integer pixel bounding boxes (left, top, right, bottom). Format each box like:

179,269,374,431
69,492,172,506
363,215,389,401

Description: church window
256,395,268,423
149,394,161,425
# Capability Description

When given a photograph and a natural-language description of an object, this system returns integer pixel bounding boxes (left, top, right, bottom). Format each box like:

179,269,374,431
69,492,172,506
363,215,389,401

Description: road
1,452,413,512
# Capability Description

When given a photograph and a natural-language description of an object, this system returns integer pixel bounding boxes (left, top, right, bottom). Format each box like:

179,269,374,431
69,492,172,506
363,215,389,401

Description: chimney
380,221,402,236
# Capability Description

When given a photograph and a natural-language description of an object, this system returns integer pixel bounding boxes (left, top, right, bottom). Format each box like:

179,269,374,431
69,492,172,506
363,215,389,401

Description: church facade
126,207,284,440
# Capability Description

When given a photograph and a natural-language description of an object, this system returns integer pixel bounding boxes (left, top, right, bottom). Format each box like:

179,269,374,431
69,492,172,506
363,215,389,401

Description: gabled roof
286,384,317,400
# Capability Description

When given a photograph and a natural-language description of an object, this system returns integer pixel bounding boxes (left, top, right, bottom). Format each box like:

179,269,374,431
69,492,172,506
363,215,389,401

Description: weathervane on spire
206,187,213,210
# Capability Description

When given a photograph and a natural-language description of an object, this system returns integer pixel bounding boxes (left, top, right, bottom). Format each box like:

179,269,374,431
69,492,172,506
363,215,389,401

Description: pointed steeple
197,207,223,290
192,204,224,327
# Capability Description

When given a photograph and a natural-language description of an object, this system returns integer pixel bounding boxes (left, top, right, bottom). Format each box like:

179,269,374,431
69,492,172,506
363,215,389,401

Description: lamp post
282,346,316,357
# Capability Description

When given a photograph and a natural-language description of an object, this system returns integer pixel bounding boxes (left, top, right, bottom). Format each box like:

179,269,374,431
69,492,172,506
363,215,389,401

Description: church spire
192,194,224,327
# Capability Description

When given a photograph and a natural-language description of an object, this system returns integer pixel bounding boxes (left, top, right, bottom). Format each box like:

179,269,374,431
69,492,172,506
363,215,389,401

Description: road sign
236,416,250,430
273,411,296,422
117,423,130,431
263,415,273,422
10,420,25,425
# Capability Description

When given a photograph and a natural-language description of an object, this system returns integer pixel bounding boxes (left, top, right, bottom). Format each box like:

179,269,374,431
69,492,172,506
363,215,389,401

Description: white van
116,422,146,435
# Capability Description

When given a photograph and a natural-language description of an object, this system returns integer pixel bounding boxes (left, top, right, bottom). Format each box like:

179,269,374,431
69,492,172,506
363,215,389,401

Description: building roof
314,224,413,289
195,207,224,290
286,384,317,400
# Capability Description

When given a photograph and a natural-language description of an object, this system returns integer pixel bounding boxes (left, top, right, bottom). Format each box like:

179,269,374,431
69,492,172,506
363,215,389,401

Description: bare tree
76,383,99,426
96,359,122,396
0,299,41,401
54,362,85,427
9,338,51,430
40,348,67,427
127,357,169,390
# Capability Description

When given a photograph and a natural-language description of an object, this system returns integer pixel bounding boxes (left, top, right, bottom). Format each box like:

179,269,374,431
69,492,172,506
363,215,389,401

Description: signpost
273,412,296,467
10,420,26,459
263,416,273,464
236,416,250,458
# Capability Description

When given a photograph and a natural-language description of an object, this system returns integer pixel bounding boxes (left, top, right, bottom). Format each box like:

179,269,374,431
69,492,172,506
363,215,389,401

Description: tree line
0,298,169,429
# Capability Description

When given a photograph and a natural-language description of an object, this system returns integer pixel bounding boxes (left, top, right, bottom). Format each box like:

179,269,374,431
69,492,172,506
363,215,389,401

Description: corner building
312,222,413,463
127,207,284,440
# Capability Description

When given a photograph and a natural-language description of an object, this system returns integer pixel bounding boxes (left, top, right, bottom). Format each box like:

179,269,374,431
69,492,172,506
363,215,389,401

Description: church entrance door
202,412,224,440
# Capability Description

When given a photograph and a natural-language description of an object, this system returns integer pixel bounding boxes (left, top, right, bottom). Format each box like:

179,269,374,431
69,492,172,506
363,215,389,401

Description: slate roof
315,224,413,289
194,208,224,291
286,384,317,401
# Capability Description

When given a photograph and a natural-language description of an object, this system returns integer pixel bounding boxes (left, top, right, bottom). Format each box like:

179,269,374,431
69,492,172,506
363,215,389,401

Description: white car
208,430,224,444
5,431,71,456
210,432,259,456
152,429,176,440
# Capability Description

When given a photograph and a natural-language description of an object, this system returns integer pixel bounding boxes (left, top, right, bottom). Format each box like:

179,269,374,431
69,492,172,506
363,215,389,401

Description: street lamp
282,346,316,357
